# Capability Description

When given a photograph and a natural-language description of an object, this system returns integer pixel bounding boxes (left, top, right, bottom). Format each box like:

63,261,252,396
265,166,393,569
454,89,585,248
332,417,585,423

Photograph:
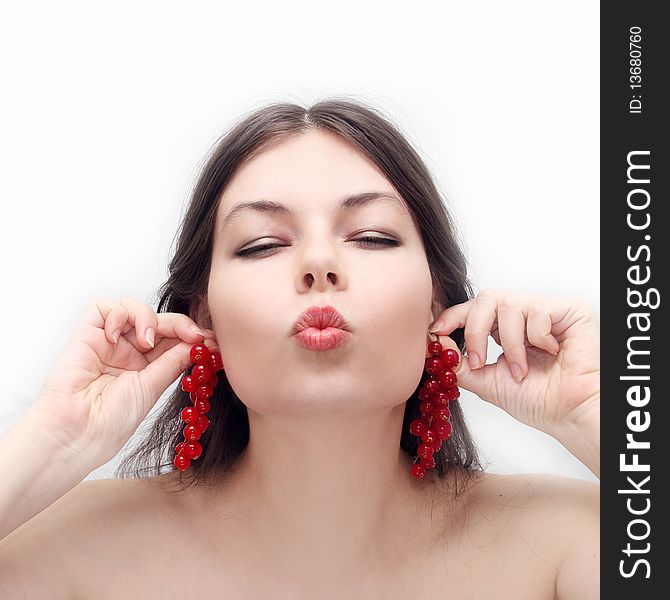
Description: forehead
216,130,409,223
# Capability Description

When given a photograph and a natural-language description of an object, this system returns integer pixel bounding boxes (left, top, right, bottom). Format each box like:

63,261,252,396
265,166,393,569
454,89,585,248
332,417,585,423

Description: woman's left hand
429,289,600,437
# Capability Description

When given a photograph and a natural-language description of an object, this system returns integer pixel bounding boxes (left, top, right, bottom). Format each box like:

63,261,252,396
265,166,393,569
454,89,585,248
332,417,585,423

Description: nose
304,270,338,289
296,234,348,292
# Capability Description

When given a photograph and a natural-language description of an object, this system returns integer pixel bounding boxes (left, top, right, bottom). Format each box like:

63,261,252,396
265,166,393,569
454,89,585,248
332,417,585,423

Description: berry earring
173,343,224,472
408,334,461,479
172,335,460,478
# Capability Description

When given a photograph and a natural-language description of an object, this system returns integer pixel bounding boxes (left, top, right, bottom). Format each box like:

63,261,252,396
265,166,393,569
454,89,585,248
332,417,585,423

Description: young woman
0,98,599,598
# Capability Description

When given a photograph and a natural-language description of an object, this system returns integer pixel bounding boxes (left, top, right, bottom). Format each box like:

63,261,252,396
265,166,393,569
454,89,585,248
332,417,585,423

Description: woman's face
208,129,435,413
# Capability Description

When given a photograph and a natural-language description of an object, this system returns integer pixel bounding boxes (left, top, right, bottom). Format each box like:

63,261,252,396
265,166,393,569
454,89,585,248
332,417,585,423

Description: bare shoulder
0,478,114,598
0,474,181,599
468,470,599,514
464,470,599,599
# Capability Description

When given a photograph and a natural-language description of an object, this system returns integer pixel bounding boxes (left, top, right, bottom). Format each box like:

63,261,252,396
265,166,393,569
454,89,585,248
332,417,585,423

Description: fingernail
510,362,523,382
112,329,121,344
468,352,481,369
145,327,155,348
190,325,205,337
429,320,445,333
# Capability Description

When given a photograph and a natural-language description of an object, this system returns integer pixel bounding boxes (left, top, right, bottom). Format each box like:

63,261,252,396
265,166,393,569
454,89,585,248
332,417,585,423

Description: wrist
0,409,95,540
548,394,600,479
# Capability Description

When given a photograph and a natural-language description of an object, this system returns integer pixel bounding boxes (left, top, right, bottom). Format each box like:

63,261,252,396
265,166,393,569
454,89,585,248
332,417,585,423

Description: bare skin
0,464,595,599
0,129,599,597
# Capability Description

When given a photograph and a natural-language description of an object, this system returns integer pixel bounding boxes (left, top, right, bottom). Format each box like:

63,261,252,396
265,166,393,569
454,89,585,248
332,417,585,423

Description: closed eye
236,236,399,258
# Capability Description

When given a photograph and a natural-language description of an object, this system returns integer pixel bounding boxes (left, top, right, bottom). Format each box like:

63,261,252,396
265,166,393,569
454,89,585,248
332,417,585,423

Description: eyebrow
220,191,409,233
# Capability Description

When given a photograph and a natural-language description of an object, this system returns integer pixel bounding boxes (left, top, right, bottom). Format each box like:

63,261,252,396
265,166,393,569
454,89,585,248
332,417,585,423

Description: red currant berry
411,463,426,479
196,414,209,432
431,437,443,452
181,375,196,393
440,369,457,386
418,443,434,459
409,418,425,437
440,348,460,369
174,454,191,471
423,377,440,394
209,351,223,372
423,378,440,395
183,424,202,441
433,391,449,407
191,364,213,386
424,357,443,375
175,441,186,455
437,370,457,388
420,400,435,417
444,385,460,401
420,455,436,469
194,398,211,414
421,428,438,445
190,344,211,365
428,341,443,356
181,406,199,424
193,384,214,402
433,406,451,424
436,421,453,440
183,441,202,460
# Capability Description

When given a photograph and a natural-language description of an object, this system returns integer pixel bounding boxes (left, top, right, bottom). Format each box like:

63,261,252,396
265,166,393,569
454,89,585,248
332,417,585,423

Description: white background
0,1,599,482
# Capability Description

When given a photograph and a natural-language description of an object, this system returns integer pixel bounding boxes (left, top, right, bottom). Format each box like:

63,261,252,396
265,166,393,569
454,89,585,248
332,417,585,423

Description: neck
202,403,444,582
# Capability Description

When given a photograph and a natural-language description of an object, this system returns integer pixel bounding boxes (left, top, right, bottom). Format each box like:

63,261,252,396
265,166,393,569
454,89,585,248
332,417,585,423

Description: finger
75,297,216,362
89,325,151,373
116,297,164,349
112,297,210,351
84,297,148,348
490,326,501,347
526,306,560,356
154,311,212,344
137,336,224,414
89,297,131,345
462,293,498,370
429,299,474,335
119,327,182,360
496,300,528,382
72,297,116,340
447,354,499,408
127,318,218,358
137,341,207,415
107,330,222,379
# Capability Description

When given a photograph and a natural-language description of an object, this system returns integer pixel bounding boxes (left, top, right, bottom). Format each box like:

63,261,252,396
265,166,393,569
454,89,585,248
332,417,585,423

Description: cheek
356,257,433,398
206,252,433,408
356,250,433,332
206,265,301,406
207,261,285,333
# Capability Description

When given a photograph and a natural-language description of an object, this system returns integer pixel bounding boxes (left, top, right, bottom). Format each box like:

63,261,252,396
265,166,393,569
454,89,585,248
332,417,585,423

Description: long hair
115,97,484,493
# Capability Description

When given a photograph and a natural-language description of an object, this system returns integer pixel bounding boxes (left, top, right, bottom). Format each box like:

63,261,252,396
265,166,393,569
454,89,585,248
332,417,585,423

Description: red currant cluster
409,339,461,479
173,343,224,472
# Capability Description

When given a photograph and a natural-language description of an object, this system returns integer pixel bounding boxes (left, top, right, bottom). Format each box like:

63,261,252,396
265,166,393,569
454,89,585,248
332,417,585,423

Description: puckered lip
292,305,351,335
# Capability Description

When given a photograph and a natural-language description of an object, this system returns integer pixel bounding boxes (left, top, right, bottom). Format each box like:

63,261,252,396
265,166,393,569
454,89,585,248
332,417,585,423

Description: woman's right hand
26,297,218,468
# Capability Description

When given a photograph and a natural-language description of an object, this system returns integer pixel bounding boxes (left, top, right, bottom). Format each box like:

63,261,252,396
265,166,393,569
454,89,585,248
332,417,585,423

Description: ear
189,295,213,330
430,283,445,321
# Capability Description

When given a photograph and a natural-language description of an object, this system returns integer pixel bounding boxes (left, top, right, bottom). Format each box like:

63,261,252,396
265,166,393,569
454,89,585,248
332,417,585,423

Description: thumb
137,340,212,413
428,334,499,408
453,352,501,408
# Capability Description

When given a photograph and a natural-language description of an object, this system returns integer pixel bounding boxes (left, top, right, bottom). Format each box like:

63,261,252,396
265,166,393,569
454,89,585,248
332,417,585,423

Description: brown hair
115,96,484,492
